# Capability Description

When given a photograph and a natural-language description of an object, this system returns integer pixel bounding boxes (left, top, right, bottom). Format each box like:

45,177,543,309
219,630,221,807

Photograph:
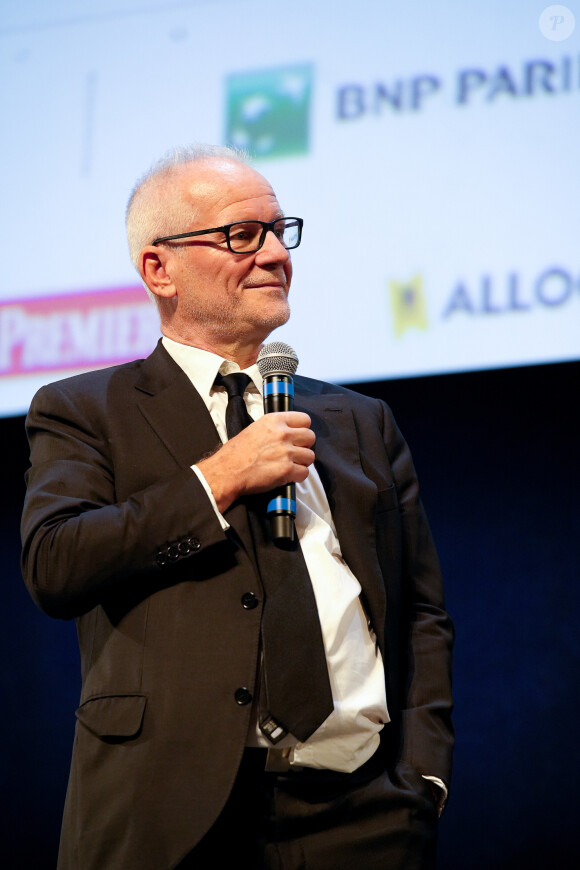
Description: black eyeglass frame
152,217,303,253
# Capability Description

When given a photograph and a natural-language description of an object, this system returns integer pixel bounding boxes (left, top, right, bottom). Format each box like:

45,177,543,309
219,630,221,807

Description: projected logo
0,288,158,376
225,64,313,159
388,275,428,337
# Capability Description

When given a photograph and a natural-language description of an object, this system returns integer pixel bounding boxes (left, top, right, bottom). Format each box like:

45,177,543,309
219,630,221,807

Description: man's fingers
290,447,316,469
255,412,315,447
281,411,312,429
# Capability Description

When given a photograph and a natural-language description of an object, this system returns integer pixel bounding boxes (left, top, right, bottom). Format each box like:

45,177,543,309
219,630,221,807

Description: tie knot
214,371,252,400
214,372,254,438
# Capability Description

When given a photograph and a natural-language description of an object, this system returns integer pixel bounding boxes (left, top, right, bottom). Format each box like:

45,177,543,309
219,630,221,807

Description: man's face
156,159,293,350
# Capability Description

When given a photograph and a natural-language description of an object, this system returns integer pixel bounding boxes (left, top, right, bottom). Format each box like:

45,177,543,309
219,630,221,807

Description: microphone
256,341,299,545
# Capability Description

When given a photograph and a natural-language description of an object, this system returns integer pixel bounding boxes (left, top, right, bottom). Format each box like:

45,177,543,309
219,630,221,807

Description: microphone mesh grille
257,342,299,376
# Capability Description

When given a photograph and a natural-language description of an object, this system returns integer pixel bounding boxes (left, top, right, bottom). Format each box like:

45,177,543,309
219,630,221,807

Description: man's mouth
244,281,286,290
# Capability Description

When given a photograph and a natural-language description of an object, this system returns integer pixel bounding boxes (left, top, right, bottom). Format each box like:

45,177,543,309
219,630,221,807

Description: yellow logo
388,275,428,336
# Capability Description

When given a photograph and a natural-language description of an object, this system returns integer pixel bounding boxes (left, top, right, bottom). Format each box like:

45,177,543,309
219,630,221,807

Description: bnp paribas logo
225,64,313,159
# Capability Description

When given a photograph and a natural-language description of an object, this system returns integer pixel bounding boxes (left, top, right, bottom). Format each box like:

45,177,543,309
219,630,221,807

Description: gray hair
125,143,249,271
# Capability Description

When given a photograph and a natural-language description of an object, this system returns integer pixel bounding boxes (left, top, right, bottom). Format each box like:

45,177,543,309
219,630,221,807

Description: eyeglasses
152,217,303,254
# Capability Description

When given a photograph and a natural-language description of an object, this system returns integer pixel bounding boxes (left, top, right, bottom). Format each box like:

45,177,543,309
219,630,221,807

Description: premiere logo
225,64,313,159
0,287,158,376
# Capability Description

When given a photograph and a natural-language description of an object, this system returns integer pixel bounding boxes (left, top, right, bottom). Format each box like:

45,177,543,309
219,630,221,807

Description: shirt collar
161,336,263,395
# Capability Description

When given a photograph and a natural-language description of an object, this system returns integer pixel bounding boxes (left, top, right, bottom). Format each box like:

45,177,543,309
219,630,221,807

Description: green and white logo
225,64,313,159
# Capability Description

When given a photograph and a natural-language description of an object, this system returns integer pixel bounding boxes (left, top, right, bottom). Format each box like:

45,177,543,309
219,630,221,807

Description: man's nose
255,230,290,265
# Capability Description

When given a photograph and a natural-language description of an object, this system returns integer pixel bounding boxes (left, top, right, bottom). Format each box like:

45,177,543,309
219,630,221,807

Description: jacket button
156,551,169,567
167,544,180,561
241,592,259,610
177,540,191,556
187,536,201,551
234,687,252,706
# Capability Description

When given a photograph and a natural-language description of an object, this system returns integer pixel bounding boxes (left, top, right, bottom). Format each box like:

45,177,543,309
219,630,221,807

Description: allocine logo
387,266,578,337
225,64,313,159
442,267,579,317
388,275,428,337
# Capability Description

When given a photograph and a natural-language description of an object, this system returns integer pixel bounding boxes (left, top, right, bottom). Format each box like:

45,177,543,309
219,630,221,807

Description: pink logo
0,286,159,377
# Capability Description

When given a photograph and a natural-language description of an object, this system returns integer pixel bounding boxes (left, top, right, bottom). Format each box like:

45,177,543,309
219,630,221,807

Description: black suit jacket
21,341,453,870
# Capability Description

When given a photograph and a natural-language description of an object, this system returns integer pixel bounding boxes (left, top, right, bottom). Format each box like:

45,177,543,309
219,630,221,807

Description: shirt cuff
421,775,448,817
191,465,230,531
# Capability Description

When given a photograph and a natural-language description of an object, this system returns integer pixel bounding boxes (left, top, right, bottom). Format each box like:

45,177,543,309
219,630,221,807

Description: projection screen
1,0,578,416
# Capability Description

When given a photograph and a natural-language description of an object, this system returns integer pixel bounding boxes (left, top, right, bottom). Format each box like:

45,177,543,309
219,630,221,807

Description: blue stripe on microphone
263,382,294,397
267,497,296,515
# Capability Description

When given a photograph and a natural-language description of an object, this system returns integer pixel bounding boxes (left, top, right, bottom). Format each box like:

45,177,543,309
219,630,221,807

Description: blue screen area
1,0,578,415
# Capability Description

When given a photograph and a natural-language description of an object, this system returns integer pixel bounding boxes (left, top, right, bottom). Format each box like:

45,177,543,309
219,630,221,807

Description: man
21,145,453,870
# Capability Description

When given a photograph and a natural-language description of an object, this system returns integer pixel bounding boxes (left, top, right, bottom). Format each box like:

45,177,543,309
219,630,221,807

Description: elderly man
21,145,453,870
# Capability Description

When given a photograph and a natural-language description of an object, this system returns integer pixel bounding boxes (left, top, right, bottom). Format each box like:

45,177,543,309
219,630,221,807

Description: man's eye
228,223,262,250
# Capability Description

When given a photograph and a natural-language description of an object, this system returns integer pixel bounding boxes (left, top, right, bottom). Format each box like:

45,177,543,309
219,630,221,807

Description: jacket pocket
75,693,147,741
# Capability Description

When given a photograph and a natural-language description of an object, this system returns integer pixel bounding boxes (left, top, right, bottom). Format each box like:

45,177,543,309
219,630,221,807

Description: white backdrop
1,0,578,415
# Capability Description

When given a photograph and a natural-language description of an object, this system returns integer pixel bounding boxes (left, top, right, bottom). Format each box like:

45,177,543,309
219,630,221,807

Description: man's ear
138,247,177,300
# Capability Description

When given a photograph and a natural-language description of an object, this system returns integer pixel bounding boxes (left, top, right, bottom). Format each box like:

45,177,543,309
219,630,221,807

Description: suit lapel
134,342,221,467
294,382,387,646
133,342,255,555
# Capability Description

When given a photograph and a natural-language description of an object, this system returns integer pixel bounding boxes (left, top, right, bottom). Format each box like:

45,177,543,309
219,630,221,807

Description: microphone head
257,341,299,377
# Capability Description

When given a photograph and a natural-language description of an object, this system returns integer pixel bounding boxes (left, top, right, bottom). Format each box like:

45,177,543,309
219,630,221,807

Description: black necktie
214,371,334,743
214,372,254,437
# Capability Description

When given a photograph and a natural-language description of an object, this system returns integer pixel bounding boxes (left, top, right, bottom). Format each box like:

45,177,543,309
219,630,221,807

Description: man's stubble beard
182,290,290,342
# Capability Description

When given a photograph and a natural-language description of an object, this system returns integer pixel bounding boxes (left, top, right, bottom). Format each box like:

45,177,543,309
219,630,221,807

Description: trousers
175,747,439,870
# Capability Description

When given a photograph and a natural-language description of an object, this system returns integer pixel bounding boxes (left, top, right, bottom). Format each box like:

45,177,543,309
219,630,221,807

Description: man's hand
197,412,315,513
